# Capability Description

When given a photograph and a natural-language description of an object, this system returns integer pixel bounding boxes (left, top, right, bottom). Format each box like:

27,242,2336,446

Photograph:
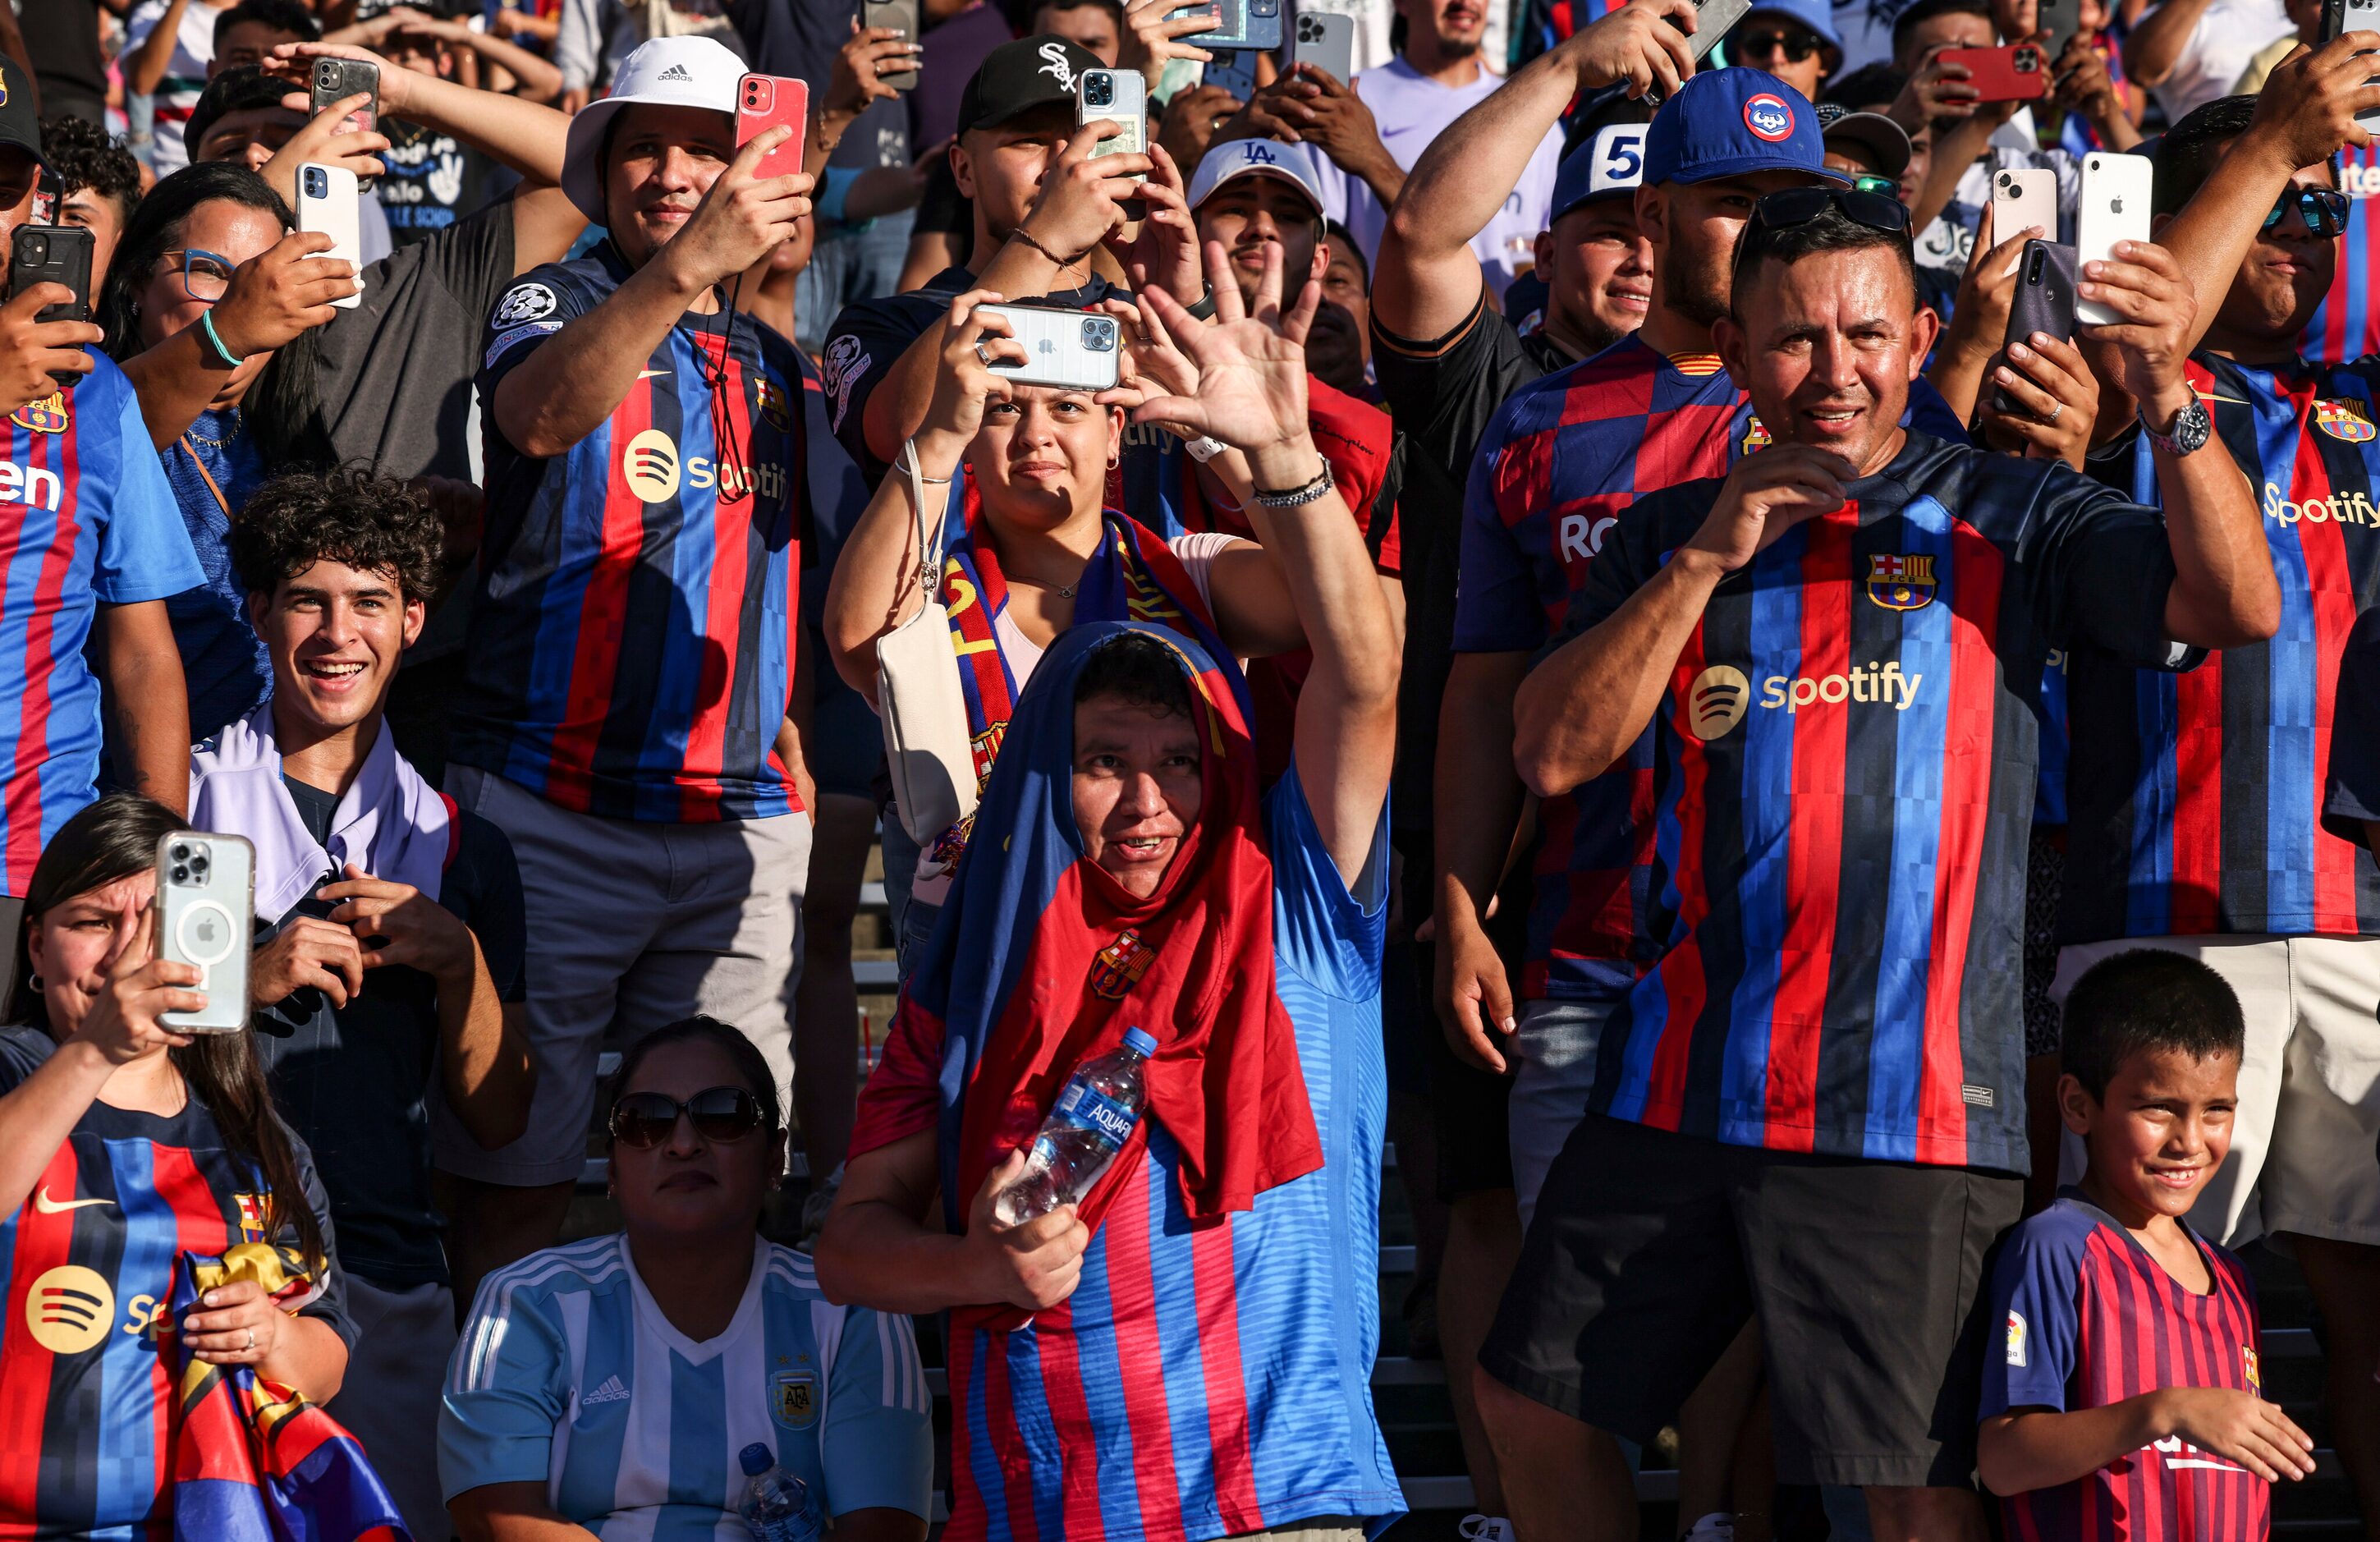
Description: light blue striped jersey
439,1235,933,1537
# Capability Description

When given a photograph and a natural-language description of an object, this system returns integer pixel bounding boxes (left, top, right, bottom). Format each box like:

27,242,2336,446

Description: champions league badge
1866,553,1937,611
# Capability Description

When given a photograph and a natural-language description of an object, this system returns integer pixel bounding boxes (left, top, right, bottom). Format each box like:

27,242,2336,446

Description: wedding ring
974,341,993,367
2048,402,2063,425
245,1327,256,1351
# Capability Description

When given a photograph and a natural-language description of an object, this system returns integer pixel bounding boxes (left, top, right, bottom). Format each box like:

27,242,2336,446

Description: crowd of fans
0,0,2372,1540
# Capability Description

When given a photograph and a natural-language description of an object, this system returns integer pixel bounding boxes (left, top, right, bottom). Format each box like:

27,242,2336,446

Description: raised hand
658,128,815,291
1557,0,1698,100
209,231,357,360
1980,331,2101,470
71,904,199,1064
0,285,98,412
1682,444,1851,575
1118,0,1220,88
2246,34,2380,174
2078,239,2197,426
912,289,1025,476
1130,239,1318,456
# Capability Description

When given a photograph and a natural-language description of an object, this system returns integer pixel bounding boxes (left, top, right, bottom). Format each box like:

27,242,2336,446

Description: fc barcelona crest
11,392,67,434
1866,553,1936,611
772,1370,818,1429
2316,398,2377,443
1089,929,1156,999
755,377,791,430
2243,1346,2262,1397
234,1192,270,1244
1741,415,1772,455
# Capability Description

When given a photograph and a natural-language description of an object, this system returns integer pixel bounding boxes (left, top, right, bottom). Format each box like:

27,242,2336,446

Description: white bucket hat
560,35,747,224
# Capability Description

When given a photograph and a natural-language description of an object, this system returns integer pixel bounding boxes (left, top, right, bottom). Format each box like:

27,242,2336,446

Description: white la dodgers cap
561,35,747,223
1186,137,1329,216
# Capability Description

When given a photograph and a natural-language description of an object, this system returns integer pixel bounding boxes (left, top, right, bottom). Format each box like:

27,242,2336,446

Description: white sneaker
1679,1514,1735,1542
1457,1517,1514,1542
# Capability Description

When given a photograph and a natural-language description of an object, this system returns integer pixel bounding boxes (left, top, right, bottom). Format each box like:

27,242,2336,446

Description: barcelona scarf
921,473,1245,879
168,1243,410,1542
900,623,1323,1332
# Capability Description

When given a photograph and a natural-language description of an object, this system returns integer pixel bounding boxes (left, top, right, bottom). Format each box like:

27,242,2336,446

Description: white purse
874,441,980,847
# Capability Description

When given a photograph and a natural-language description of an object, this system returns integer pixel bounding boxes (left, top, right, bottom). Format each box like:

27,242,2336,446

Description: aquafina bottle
738,1443,822,1542
993,1027,1158,1225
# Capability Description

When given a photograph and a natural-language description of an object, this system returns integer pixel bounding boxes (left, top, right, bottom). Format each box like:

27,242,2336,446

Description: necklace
184,406,241,452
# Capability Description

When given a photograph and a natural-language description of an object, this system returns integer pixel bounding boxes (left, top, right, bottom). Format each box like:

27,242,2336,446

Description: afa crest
12,392,67,434
772,1370,819,1429
1740,416,1772,455
1089,928,1156,1000
1866,553,1936,611
2316,398,2376,443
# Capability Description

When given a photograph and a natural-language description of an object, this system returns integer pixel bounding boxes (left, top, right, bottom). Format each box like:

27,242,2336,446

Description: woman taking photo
0,794,353,1535
441,1015,932,1541
822,276,1314,978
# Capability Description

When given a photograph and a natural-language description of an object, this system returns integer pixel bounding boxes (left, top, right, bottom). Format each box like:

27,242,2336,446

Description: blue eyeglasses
2264,189,2351,238
156,248,236,304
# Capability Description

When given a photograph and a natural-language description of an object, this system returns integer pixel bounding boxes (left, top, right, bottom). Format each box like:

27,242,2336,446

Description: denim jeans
1509,998,1616,1229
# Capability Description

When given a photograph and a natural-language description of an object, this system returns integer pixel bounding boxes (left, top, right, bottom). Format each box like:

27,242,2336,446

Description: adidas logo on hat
582,1375,631,1406
658,63,694,80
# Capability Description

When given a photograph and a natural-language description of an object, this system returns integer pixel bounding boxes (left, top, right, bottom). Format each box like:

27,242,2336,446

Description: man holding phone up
2052,48,2380,1531
441,34,817,1273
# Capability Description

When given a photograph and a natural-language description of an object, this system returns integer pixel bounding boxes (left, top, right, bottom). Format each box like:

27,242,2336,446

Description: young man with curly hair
185,467,537,1542
36,115,140,285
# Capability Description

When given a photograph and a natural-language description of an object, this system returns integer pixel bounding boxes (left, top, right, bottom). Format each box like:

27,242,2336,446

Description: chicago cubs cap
561,35,745,221
1643,67,1841,188
957,37,1107,136
1187,137,1328,214
1550,122,1650,222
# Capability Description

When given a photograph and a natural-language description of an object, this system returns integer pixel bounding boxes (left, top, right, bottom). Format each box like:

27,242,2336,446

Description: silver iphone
977,305,1123,392
155,833,253,1033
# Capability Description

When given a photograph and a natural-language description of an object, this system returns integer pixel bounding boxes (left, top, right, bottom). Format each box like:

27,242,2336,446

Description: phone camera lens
1088,78,1111,105
170,844,189,861
2015,48,2038,71
1083,318,1116,351
171,865,189,885
21,235,41,260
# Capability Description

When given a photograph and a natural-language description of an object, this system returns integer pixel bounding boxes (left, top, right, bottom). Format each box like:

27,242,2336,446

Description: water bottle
993,1027,1158,1225
738,1443,822,1542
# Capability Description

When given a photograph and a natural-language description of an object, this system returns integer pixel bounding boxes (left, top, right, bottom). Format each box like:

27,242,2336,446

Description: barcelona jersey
1982,1194,2268,1540
453,242,808,823
2305,145,2380,367
2063,352,2380,942
1566,434,2185,1171
0,1027,352,1539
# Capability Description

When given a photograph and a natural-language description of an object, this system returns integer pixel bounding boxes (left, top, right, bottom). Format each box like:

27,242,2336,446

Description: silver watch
2141,397,2212,457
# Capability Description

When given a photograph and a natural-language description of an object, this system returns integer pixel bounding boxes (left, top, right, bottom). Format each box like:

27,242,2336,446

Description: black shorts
1479,1113,2021,1489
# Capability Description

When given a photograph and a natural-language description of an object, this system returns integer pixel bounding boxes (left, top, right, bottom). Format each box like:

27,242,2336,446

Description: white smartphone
2074,153,2152,327
296,162,364,310
155,833,254,1034
977,304,1123,392
1293,9,1357,84
1077,69,1148,181
1992,167,2058,249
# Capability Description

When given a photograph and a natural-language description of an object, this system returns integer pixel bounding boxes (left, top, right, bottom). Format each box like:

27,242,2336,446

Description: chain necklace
184,406,242,452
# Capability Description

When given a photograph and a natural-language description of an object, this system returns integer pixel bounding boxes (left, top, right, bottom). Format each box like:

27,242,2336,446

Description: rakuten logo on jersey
1683,661,1924,740
0,461,62,511
1558,511,1618,564
2263,480,2380,526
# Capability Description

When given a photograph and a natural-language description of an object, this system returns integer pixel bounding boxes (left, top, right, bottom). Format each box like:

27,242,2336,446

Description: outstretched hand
1129,240,1317,454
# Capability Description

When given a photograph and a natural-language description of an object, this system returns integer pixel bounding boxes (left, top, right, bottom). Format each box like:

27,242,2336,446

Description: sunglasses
1850,173,1901,198
1735,26,1823,62
2263,188,2351,238
608,1086,768,1149
1749,185,1914,237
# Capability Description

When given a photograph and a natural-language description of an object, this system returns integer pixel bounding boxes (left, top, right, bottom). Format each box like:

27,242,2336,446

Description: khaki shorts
2052,934,2380,1249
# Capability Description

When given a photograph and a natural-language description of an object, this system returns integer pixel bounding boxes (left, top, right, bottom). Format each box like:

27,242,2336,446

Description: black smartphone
309,56,380,184
1204,48,1260,102
865,0,921,89
2324,0,2380,42
9,225,94,388
1994,239,2079,418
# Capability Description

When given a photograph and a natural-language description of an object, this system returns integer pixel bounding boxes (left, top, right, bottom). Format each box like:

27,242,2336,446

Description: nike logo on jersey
32,1186,112,1214
639,369,670,379
580,1374,631,1406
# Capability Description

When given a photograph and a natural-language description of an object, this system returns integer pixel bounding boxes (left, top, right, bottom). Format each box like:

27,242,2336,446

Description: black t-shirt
251,779,529,1288
376,121,504,250
21,2,108,126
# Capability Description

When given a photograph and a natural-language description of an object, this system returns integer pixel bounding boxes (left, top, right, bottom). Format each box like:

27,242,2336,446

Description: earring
1107,451,1120,470
25,974,39,993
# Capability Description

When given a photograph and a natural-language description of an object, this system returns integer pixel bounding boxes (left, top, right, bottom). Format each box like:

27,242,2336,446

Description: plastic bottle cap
1123,1027,1158,1056
740,1442,775,1476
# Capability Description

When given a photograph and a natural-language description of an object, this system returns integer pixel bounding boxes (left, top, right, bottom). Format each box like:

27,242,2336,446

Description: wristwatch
2141,397,2212,457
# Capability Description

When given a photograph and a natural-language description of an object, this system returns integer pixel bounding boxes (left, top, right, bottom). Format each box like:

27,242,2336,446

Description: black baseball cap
956,37,1106,137
0,54,44,172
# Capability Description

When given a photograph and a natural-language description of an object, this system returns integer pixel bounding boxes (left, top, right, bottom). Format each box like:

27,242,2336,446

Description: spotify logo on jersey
622,429,681,503
1685,665,1751,741
25,1265,113,1356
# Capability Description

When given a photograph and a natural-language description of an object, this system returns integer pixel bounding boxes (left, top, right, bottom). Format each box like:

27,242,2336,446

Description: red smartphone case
1942,44,2048,103
735,74,810,182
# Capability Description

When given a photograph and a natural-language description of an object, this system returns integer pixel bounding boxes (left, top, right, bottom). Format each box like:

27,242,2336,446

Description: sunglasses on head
2264,188,2351,238
1735,25,1822,62
1748,184,1914,238
608,1086,768,1149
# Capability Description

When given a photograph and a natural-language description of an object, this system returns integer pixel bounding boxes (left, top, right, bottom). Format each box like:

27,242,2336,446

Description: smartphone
9,225,94,389
977,305,1123,392
2075,151,2152,326
1293,9,1357,84
1204,48,1260,101
1940,43,2048,102
736,73,810,183
1994,240,2080,415
1078,68,1148,182
155,833,254,1035
297,163,365,310
308,55,379,186
1183,0,1283,55
1992,167,2058,247
2037,0,2084,58
1693,0,1754,63
864,0,920,89
2322,0,2380,41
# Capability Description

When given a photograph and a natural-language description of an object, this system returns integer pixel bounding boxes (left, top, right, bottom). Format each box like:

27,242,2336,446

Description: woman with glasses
97,163,358,742
440,1015,933,1542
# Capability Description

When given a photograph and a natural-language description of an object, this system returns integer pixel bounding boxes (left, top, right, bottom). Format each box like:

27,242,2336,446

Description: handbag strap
901,436,951,604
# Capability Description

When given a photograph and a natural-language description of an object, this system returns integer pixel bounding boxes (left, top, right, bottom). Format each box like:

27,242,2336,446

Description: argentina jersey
2063,352,2380,943
440,1235,933,1537
454,241,808,824
1567,434,2185,1172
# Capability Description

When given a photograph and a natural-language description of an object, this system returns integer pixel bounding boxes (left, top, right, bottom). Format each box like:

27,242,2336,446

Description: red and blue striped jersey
1456,340,1754,1002
0,1026,354,1539
1980,1193,2268,1541
1566,434,2185,1170
0,355,201,895
453,244,808,823
2062,352,2380,943
2304,146,2380,367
